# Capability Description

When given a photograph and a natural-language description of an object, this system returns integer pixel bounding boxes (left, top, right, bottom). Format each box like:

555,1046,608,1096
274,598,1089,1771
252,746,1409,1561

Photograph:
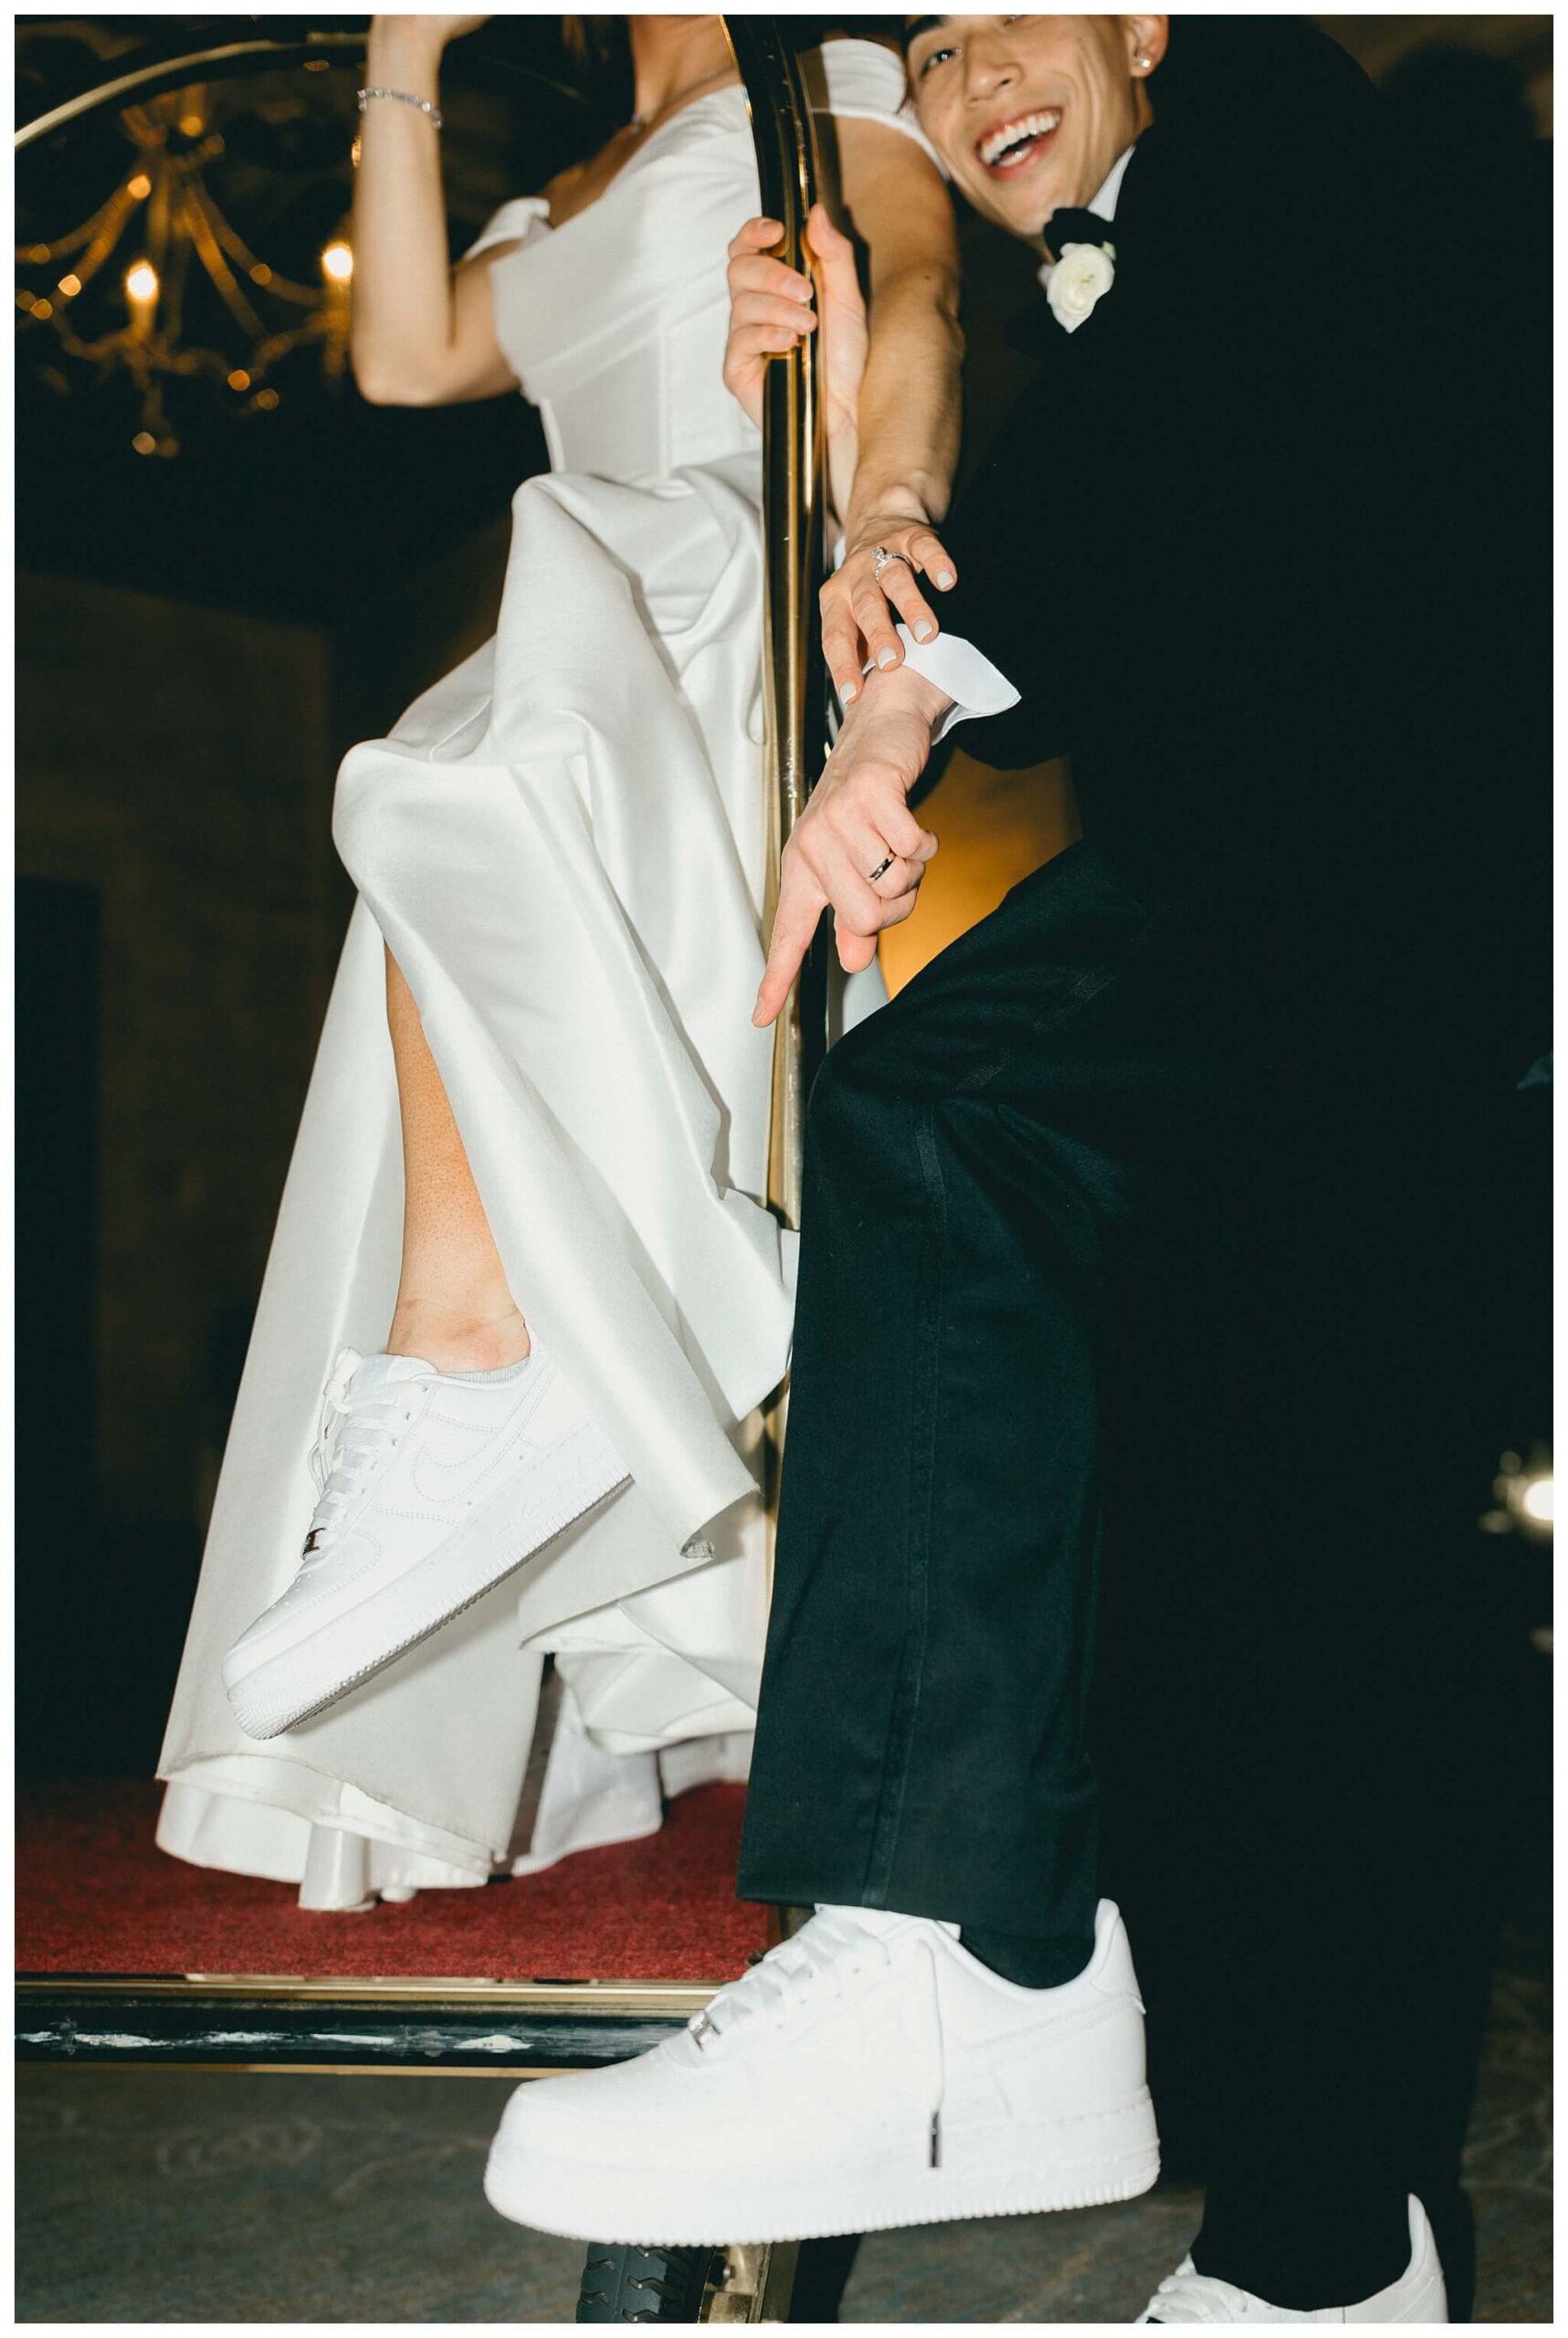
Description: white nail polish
936,569,955,589
914,621,933,642
877,648,897,669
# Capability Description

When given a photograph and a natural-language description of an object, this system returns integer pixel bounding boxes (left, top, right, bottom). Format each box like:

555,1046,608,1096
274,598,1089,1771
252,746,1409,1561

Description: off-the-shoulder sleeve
460,195,552,264
803,38,942,172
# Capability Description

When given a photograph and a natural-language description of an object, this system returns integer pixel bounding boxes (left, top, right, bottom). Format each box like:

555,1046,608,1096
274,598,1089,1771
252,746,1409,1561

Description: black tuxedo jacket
936,18,1548,869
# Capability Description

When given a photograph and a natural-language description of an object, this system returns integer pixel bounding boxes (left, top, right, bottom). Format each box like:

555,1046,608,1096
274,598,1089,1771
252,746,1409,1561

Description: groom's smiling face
905,15,1166,244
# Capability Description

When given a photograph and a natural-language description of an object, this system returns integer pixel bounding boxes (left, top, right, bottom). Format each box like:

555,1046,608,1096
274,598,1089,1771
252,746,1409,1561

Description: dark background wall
15,521,521,1773
14,15,1552,1777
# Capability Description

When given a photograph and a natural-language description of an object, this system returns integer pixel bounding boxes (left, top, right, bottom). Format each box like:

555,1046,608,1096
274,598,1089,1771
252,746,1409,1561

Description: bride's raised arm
348,14,521,407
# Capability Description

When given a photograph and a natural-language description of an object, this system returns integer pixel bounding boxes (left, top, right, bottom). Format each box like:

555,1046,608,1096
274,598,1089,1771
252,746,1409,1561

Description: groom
485,17,1544,2321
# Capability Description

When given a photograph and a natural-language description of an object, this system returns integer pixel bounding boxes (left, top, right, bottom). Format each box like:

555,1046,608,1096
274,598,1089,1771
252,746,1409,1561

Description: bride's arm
350,15,521,407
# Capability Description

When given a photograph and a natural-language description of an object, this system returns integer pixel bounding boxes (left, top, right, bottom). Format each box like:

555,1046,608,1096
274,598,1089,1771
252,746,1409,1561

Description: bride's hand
824,513,956,708
724,204,865,495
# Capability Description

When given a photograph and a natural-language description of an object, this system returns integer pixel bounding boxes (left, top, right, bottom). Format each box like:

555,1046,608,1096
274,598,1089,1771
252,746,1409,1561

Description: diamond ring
872,546,913,583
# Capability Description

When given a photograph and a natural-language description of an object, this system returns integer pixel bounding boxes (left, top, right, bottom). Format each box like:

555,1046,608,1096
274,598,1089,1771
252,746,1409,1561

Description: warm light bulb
125,259,159,306
321,240,353,285
128,174,152,200
1520,1475,1553,1526
58,272,81,298
226,368,251,394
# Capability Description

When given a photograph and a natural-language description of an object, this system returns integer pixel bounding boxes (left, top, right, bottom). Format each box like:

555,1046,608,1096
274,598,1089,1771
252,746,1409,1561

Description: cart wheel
576,2243,718,2322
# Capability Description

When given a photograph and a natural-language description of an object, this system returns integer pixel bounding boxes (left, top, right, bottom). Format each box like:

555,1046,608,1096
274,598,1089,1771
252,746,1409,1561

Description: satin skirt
157,453,858,1900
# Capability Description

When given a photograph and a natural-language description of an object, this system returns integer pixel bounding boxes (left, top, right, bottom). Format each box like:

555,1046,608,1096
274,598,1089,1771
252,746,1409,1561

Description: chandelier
16,20,602,461
16,53,360,458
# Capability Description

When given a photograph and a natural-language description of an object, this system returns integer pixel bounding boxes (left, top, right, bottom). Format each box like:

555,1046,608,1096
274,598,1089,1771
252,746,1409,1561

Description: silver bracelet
357,86,443,130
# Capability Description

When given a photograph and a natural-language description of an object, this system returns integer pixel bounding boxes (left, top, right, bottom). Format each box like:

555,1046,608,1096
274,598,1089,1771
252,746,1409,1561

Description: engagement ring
872,546,913,583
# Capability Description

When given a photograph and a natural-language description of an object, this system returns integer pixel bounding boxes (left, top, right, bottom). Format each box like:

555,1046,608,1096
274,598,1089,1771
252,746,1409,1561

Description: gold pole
722,18,827,1237
724,18,827,1561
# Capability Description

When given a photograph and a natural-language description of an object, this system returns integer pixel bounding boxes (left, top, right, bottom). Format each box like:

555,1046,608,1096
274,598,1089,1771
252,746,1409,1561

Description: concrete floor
16,1943,1550,2324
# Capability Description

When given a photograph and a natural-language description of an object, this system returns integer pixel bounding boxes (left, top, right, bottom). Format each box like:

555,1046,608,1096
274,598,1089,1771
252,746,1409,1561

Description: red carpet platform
17,1779,767,1983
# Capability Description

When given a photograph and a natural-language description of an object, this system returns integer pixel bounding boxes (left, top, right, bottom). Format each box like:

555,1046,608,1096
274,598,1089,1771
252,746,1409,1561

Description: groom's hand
752,666,952,1027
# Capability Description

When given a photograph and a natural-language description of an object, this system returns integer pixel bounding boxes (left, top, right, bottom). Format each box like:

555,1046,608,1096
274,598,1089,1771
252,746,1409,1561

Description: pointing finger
753,865,824,1027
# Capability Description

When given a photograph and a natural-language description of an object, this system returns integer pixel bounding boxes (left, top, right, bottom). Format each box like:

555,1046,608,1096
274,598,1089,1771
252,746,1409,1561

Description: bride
157,14,962,1909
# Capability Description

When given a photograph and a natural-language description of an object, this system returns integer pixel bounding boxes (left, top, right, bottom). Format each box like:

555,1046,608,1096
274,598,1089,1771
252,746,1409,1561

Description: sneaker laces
1142,2263,1245,2323
685,1909,892,2052
302,1350,427,1564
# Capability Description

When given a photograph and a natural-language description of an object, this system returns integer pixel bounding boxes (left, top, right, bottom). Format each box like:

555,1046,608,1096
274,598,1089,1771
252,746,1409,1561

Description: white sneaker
224,1344,628,1738
483,1898,1158,2246
1138,2196,1448,2323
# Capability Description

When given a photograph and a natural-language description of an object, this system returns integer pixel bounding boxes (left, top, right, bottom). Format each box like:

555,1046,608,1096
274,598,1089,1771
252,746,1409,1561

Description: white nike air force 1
1137,2197,1448,2324
223,1344,628,1738
483,1898,1159,2246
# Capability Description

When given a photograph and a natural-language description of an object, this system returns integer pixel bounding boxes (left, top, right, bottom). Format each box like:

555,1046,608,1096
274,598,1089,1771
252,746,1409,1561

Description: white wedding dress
157,42,935,1907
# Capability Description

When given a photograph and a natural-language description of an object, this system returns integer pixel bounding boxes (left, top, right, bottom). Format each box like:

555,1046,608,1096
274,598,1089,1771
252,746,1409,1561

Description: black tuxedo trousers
739,831,1514,2303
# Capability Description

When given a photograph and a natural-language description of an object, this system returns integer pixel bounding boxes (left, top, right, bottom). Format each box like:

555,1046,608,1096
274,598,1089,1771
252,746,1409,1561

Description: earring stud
1134,51,1152,70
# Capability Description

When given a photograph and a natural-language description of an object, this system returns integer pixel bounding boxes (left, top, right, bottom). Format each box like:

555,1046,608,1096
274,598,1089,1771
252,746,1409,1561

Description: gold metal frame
16,1973,717,2014
722,17,827,1237
13,27,586,150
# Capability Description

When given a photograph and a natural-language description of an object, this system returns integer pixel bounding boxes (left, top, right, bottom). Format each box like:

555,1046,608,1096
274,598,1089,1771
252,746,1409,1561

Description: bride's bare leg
384,947,531,1372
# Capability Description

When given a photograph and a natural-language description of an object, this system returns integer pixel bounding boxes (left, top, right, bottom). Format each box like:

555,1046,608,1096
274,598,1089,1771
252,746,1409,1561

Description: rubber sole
483,2094,1159,2248
226,1420,629,1739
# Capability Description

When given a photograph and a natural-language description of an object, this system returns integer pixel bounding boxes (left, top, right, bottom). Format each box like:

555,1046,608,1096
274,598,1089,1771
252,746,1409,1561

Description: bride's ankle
385,1301,532,1375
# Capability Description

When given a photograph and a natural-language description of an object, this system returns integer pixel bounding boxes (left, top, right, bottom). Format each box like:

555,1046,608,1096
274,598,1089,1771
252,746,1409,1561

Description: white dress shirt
888,147,1137,741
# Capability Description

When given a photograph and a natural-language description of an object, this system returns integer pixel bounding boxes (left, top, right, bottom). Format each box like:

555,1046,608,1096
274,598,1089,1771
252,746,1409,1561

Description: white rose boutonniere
1046,240,1116,335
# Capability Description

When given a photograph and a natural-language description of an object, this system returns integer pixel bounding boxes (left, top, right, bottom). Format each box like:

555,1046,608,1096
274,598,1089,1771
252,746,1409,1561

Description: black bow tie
1043,205,1114,257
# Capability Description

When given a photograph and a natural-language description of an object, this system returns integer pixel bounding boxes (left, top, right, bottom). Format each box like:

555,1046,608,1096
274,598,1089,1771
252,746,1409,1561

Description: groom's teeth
977,110,1062,168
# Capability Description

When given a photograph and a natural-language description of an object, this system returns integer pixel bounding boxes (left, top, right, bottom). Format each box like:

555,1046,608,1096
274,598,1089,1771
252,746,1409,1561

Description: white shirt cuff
879,626,1021,743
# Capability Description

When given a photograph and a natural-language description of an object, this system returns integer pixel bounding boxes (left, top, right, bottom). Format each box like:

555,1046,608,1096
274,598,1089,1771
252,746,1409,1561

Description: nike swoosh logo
409,1383,549,1507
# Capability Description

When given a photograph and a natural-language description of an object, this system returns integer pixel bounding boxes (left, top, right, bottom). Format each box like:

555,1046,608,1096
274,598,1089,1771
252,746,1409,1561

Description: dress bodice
464,40,934,483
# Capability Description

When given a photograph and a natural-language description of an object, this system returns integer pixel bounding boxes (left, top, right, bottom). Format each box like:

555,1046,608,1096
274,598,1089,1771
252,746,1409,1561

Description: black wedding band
867,852,897,884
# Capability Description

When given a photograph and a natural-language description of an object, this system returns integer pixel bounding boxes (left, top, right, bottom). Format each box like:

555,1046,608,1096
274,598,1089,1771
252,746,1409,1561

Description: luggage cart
16,16,838,2322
